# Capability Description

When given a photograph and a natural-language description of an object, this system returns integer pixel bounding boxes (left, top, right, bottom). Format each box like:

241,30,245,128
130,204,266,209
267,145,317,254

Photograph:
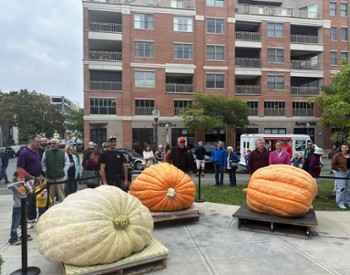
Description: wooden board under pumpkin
151,205,200,224
62,238,168,275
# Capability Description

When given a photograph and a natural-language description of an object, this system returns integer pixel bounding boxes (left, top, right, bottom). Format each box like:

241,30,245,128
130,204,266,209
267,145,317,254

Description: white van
240,134,311,167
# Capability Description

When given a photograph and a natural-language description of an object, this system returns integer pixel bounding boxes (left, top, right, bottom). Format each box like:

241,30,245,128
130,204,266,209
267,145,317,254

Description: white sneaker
338,205,346,209
27,223,34,229
28,218,38,223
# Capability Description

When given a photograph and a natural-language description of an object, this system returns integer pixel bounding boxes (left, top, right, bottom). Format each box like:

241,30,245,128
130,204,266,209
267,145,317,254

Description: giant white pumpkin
36,185,154,266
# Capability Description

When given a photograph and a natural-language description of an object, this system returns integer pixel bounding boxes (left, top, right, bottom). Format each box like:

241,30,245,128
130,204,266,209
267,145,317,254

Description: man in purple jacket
248,138,270,175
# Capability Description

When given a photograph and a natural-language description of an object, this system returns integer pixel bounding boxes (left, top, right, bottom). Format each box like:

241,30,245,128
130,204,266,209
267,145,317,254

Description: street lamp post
152,106,160,149
165,123,169,144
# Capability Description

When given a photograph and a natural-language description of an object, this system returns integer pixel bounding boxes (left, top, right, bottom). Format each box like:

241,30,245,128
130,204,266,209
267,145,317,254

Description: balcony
135,107,153,116
235,6,321,19
84,0,195,9
249,108,258,116
291,60,320,70
235,85,261,95
293,109,314,116
264,109,285,116
166,83,193,94
174,107,187,116
235,31,261,41
236,58,261,68
291,35,319,44
89,50,122,61
291,87,320,96
89,22,122,33
90,81,122,91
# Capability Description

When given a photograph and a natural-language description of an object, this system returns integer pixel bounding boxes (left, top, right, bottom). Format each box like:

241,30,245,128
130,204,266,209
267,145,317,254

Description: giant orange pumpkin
246,164,318,218
130,163,196,212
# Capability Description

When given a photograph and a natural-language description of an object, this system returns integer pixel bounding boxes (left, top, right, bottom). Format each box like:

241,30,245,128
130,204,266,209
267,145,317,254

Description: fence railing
166,83,193,93
89,50,122,61
85,0,195,9
235,58,261,68
235,31,261,41
90,81,122,91
291,35,319,44
235,85,261,94
89,22,122,33
291,86,320,96
291,60,321,70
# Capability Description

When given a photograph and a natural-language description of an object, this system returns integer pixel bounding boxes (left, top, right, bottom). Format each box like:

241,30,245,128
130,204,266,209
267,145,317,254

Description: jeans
335,170,350,206
64,177,78,197
227,169,237,187
1,166,9,182
9,207,21,244
214,164,224,185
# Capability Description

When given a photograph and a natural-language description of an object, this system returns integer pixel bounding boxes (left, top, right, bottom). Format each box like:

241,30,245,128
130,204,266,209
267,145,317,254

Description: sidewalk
1,194,350,275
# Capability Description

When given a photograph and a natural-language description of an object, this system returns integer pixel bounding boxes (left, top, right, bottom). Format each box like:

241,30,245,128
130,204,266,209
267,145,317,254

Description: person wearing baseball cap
166,137,194,174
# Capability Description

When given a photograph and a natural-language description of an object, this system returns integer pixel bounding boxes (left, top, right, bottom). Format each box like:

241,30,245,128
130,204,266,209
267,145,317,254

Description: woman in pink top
269,140,291,165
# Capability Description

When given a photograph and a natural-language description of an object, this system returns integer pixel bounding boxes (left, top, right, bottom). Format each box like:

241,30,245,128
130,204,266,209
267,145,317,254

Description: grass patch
198,180,349,211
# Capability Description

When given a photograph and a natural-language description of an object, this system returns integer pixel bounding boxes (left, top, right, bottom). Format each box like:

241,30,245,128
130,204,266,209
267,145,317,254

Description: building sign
295,122,317,127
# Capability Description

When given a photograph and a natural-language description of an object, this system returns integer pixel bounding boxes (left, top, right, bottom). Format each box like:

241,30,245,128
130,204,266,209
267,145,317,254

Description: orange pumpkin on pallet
130,163,196,212
246,164,318,218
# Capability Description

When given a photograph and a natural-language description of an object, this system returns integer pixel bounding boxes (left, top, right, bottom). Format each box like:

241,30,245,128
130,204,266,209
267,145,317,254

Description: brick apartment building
82,0,349,150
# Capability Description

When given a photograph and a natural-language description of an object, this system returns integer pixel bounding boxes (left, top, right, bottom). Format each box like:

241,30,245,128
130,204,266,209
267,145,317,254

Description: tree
314,61,350,143
65,108,84,139
180,93,249,137
0,89,65,143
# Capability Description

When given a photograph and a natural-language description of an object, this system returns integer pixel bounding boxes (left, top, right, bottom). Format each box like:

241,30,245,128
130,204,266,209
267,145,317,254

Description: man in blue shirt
211,141,227,186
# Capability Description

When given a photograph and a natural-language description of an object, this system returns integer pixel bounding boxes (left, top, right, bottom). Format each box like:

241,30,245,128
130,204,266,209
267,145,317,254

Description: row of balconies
88,81,320,96
132,107,314,117
86,0,195,9
235,32,319,44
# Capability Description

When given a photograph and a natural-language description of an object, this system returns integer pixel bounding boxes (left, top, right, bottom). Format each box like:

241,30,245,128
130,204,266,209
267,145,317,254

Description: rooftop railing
85,0,195,9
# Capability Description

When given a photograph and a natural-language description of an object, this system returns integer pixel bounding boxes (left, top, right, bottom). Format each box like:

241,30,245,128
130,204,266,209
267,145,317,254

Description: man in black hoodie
166,137,194,174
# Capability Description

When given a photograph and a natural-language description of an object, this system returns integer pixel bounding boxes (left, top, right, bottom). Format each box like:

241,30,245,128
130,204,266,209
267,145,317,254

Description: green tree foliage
65,108,84,138
0,89,65,143
315,61,350,143
180,93,249,135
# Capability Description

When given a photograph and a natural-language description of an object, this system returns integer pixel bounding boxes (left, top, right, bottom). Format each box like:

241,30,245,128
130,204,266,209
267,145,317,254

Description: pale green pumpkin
36,185,154,266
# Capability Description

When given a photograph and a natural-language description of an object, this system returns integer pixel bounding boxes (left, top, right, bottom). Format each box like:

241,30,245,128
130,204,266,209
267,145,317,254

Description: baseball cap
108,135,117,141
314,148,324,155
178,137,186,143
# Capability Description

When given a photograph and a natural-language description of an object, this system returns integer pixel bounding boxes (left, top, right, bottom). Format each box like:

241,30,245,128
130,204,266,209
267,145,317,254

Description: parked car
116,148,144,170
1,147,16,158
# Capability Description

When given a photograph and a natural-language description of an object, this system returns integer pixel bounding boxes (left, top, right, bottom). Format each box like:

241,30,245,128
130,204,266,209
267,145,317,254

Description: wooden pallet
232,202,318,237
62,238,168,275
151,205,200,224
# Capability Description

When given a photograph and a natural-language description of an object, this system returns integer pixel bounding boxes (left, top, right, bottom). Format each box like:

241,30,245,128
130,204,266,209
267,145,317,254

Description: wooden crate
62,238,168,275
151,205,200,224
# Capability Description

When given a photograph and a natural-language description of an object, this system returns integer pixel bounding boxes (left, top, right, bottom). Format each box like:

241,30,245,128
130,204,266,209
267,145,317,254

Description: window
134,41,154,58
341,51,349,62
267,23,284,37
267,48,284,63
330,51,337,65
341,27,348,41
264,102,285,116
258,6,264,14
171,0,183,8
135,71,155,88
243,5,250,14
247,101,258,116
206,73,224,88
264,128,286,134
331,27,337,40
330,2,337,16
173,43,193,59
174,100,192,115
206,0,224,7
207,18,225,34
341,3,348,16
292,102,314,116
134,14,154,30
135,99,154,115
90,98,116,115
299,4,318,18
267,75,284,90
206,45,225,60
173,16,193,32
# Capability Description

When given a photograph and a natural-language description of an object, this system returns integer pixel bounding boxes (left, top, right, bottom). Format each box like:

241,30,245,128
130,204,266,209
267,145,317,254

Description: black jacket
166,146,194,173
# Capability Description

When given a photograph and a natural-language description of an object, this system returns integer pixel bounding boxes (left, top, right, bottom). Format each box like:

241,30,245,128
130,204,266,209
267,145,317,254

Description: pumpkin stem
167,187,176,198
113,215,129,230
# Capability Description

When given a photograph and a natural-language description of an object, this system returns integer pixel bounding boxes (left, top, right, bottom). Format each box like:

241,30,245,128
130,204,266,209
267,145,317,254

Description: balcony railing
235,85,261,95
235,6,320,19
235,58,261,68
249,109,259,116
291,86,320,96
90,81,122,91
135,107,154,116
264,109,285,116
291,60,321,70
166,83,193,93
292,109,314,116
89,50,122,61
174,107,188,116
89,22,122,33
291,35,319,44
84,0,195,9
235,31,261,41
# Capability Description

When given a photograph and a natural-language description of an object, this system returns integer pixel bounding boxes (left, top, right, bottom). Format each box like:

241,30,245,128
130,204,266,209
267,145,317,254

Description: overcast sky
0,1,83,107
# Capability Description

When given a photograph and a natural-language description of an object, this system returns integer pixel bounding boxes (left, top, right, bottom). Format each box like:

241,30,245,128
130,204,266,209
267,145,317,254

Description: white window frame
134,41,155,58
90,98,116,115
267,48,284,64
134,13,154,30
267,23,284,37
135,71,155,88
331,27,337,40
173,43,193,59
340,3,348,16
206,18,225,34
206,73,225,89
206,0,224,7
173,16,193,32
267,75,284,90
206,45,225,61
330,51,337,66
341,27,348,41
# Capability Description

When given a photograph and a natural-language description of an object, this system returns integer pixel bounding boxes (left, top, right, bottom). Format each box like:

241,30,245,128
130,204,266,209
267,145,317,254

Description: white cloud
0,0,83,106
